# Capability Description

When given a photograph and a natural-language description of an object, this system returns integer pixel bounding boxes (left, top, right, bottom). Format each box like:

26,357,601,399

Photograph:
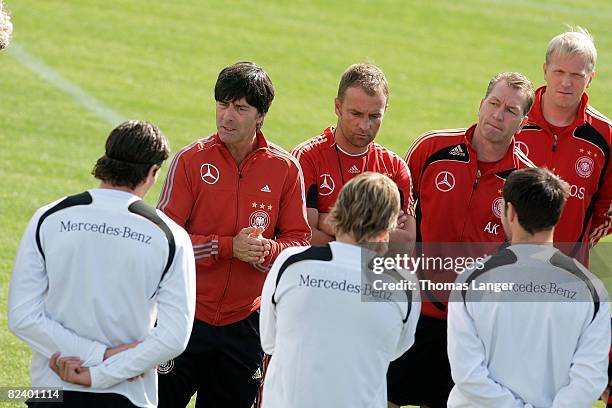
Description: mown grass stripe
8,42,125,126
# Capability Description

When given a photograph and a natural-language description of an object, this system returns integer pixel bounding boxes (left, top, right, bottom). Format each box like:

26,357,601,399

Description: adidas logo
449,145,465,157
348,165,360,174
252,366,263,380
261,185,271,193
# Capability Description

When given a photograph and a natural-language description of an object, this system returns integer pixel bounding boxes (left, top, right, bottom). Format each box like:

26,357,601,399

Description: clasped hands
233,226,271,266
49,341,141,387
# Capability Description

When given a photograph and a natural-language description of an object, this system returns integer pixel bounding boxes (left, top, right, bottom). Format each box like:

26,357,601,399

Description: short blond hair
327,172,400,243
337,63,389,102
0,0,12,50
546,26,597,73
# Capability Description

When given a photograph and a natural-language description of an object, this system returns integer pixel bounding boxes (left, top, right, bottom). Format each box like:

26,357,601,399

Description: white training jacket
260,241,420,408
448,244,610,408
8,188,196,407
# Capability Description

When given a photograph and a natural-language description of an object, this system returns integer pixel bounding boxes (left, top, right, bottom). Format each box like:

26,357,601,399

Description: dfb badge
575,156,594,178
157,359,174,375
249,210,270,230
492,197,504,218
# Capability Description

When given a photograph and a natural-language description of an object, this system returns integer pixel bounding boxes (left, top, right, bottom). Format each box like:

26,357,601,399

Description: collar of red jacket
528,86,589,131
463,123,519,173
323,126,336,148
324,125,376,155
254,130,269,149
212,129,269,151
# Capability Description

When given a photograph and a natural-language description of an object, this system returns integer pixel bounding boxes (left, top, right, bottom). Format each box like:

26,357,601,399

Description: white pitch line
8,42,125,126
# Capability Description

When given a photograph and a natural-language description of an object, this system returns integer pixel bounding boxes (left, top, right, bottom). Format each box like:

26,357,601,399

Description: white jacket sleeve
260,248,296,355
551,297,610,408
447,296,527,408
392,272,421,360
8,209,107,366
89,226,196,388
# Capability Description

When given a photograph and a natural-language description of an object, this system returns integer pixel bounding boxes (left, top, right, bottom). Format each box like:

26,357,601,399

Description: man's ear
586,69,595,88
149,164,161,180
518,114,529,131
506,202,517,223
334,97,342,117
256,113,265,130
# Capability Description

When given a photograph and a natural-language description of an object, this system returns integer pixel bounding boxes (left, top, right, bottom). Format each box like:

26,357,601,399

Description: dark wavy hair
214,61,275,115
503,167,569,234
92,120,169,189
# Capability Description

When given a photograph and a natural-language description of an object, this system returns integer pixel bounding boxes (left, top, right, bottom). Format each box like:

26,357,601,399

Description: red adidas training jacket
406,125,532,319
158,131,311,326
516,86,612,248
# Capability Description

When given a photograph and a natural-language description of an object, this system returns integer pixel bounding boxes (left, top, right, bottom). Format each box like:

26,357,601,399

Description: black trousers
387,315,454,408
27,391,136,407
158,313,264,408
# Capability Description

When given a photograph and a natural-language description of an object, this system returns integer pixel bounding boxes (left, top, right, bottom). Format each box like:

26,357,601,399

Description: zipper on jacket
552,134,558,152
472,170,481,190
213,166,242,324
459,168,480,241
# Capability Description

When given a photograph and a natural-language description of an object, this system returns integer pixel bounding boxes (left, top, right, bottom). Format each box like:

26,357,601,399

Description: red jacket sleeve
260,160,311,269
588,158,612,246
405,134,430,202
156,148,233,268
291,146,318,210
393,157,416,217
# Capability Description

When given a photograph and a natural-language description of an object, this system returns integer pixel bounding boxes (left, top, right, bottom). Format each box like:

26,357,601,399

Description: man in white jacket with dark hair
448,167,610,408
9,120,195,408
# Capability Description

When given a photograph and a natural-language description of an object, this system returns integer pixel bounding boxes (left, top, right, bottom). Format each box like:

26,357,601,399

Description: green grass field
1,0,611,406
